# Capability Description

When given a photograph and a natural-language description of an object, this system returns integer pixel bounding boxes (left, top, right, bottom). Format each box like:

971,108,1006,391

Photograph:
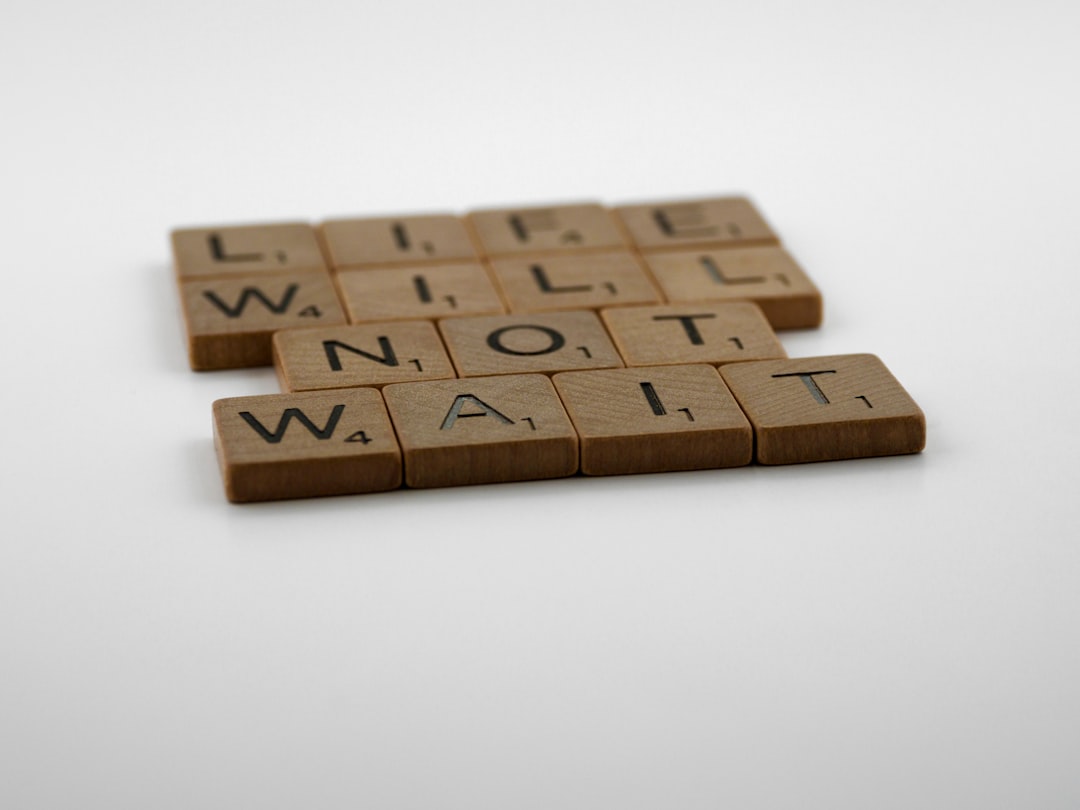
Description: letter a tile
382,375,578,488
720,354,926,464
552,365,752,475
213,388,402,502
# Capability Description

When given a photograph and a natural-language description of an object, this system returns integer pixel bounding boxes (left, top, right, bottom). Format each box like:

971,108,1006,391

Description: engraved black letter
530,264,591,294
208,233,263,263
771,370,837,404
203,284,298,318
322,338,399,371
486,325,566,356
639,382,667,415
652,313,716,346
240,404,345,443
440,395,515,430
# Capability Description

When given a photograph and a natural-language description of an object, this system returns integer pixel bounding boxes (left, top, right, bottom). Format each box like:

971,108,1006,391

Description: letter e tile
614,197,780,252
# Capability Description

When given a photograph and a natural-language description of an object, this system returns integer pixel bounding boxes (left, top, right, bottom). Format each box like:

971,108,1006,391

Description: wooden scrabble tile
600,302,786,368
719,354,926,465
213,388,402,502
488,251,663,313
336,263,506,323
273,320,457,392
614,197,780,252
642,246,823,330
438,311,624,378
320,214,480,269
552,365,752,475
172,222,327,280
466,203,628,257
179,272,347,370
382,374,578,488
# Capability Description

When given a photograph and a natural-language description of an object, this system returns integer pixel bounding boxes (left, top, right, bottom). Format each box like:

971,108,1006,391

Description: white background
3,1,1079,807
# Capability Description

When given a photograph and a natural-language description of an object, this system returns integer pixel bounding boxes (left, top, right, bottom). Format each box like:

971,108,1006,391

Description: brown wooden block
466,203,628,257
179,272,347,370
382,374,578,488
720,354,926,465
614,197,780,252
320,214,480,269
213,388,402,502
273,320,457,392
600,302,786,368
488,251,663,313
642,246,822,329
172,222,327,280
337,263,506,323
438,310,624,378
552,365,752,476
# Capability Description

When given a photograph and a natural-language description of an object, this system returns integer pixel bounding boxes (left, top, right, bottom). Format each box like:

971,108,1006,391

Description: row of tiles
270,305,788,391
173,197,782,280
182,260,818,371
214,357,926,503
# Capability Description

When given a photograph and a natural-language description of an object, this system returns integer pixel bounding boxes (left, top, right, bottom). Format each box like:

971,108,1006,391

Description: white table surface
3,1,1079,807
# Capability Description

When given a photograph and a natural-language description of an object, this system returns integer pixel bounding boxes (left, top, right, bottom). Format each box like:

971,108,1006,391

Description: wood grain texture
438,310,624,377
320,214,480,269
719,354,926,464
488,251,662,313
337,263,506,323
614,197,780,252
600,302,786,367
642,246,822,329
466,203,628,257
172,222,326,280
382,374,578,488
273,320,457,392
179,272,347,370
212,388,402,502
552,364,752,475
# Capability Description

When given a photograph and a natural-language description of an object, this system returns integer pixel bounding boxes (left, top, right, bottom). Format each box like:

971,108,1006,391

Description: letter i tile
552,364,752,475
